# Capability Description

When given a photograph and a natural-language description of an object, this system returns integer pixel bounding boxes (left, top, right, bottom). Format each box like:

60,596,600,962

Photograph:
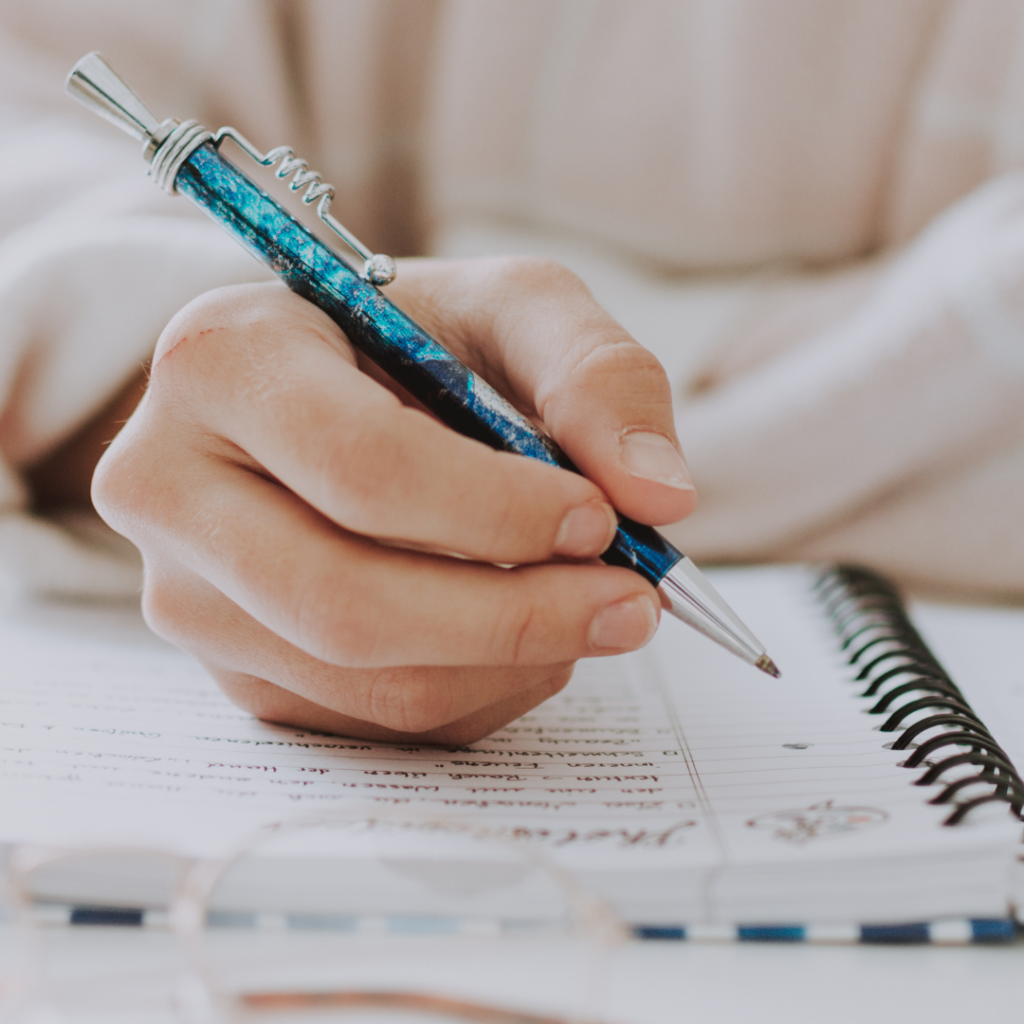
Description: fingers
210,669,573,746
98,425,661,669
91,269,680,744
150,284,617,565
386,257,698,526
142,557,575,740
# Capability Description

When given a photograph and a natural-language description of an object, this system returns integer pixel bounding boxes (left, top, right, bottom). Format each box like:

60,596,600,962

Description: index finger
386,257,697,527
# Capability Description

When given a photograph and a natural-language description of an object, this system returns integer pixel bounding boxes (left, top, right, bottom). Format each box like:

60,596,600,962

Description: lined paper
0,597,705,858
1,567,1019,923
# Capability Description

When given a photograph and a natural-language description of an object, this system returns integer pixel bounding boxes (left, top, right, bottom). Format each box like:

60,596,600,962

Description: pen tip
756,654,782,678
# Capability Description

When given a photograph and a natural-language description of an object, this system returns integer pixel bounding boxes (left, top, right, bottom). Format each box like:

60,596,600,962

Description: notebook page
647,569,1024,847
0,597,712,865
644,568,1022,922
1,567,1019,923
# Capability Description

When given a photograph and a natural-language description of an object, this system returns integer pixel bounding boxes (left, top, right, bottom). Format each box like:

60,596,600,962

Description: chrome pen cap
65,51,396,284
66,52,172,153
66,52,214,194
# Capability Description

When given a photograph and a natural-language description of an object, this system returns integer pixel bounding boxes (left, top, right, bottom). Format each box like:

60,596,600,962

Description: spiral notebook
2,564,1023,938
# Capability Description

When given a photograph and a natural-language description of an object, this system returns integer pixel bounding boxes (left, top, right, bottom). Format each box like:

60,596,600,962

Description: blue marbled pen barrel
174,143,683,586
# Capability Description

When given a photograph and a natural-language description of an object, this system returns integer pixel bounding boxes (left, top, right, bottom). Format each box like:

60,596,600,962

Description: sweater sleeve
666,171,1024,598
0,84,271,600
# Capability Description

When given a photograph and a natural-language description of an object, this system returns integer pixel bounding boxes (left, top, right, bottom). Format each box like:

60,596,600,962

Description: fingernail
620,431,694,489
554,502,617,558
588,595,659,652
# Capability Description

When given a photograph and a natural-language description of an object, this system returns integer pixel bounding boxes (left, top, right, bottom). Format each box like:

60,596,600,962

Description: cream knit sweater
0,0,1022,599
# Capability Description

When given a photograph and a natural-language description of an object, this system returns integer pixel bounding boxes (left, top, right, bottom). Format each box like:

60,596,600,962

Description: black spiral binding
815,566,1024,827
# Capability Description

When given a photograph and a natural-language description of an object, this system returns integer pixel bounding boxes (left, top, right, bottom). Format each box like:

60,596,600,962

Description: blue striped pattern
634,920,1019,943
56,905,1020,943
738,926,805,942
969,918,1019,941
68,907,144,927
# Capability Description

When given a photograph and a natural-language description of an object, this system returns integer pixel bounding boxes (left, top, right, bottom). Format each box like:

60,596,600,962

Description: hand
92,259,696,743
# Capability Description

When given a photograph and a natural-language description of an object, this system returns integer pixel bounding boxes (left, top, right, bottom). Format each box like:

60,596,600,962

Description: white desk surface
3,924,1019,1024
3,593,1022,1023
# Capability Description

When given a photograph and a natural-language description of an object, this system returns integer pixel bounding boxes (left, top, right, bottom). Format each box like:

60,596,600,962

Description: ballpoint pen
66,53,780,677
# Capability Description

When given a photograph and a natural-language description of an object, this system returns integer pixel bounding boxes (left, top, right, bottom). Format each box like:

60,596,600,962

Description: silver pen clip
66,52,396,286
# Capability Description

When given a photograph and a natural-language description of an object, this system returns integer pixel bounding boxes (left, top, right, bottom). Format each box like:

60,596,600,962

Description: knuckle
149,292,225,380
90,426,159,540
536,333,671,427
140,571,195,650
148,308,237,405
476,486,525,556
366,670,455,734
576,335,670,394
488,255,586,297
149,283,337,406
90,445,131,523
491,591,541,666
152,283,270,366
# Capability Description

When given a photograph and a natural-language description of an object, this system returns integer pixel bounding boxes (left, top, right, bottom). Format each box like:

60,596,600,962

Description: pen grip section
174,144,680,587
176,146,556,462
